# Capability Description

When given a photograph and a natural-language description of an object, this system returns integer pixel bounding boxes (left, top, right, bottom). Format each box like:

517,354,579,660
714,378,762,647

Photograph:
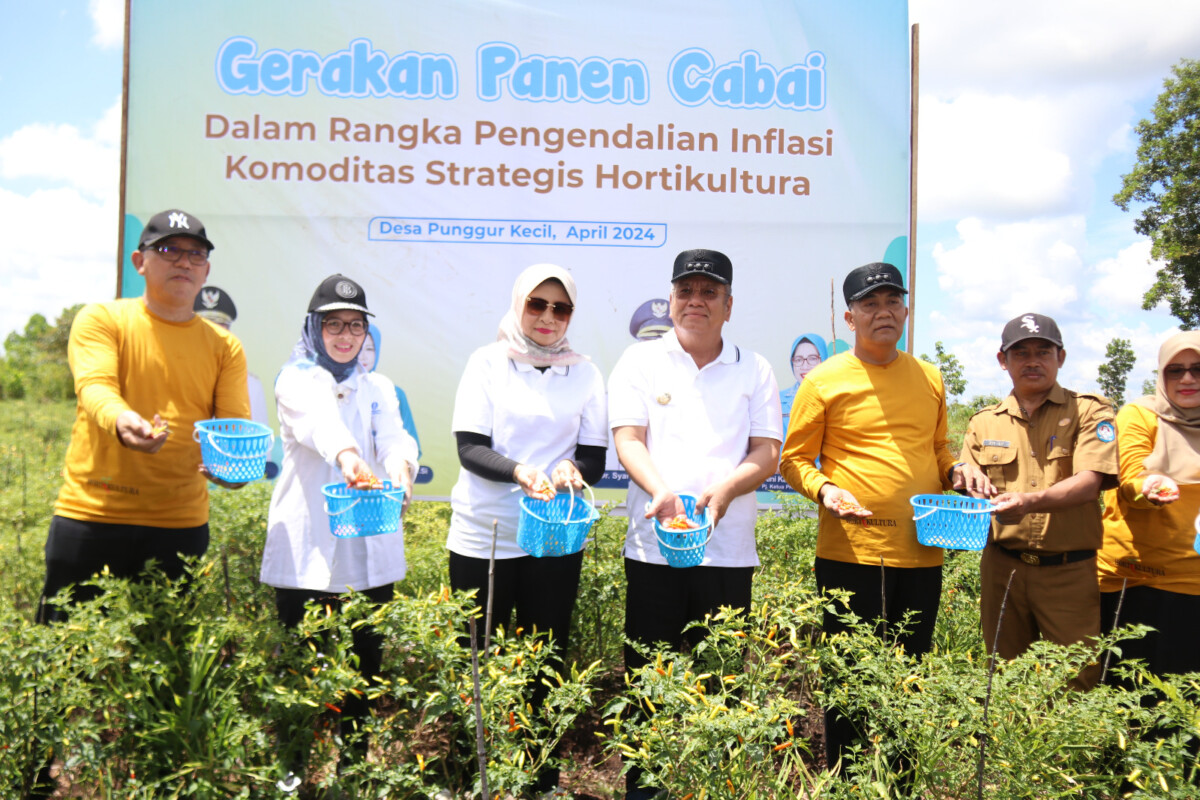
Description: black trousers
38,515,209,623
274,583,395,747
448,549,585,653
449,550,585,792
1101,585,1200,679
1100,585,1200,782
622,558,754,797
815,557,943,774
30,516,209,797
623,558,754,670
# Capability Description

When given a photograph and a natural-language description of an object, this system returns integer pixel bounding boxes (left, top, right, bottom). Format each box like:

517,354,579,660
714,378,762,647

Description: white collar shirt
447,342,608,559
608,329,782,567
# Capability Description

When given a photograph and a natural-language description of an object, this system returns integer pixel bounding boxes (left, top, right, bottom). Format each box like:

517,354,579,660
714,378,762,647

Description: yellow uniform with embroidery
960,386,1117,551
780,351,955,567
1098,404,1200,595
54,299,250,528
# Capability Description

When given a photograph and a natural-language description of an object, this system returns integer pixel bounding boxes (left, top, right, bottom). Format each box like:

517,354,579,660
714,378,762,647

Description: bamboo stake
879,557,889,644
469,616,490,799
485,519,498,658
1099,578,1129,685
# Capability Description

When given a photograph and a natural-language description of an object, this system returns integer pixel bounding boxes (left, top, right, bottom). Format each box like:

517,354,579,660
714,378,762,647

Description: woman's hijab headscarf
285,314,361,383
497,263,586,367
1133,331,1200,482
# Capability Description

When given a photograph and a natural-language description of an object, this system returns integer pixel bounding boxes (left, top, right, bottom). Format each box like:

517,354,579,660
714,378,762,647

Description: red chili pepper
324,702,342,714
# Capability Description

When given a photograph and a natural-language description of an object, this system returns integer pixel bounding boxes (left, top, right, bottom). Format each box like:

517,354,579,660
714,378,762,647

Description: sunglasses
524,296,574,321
1163,364,1200,380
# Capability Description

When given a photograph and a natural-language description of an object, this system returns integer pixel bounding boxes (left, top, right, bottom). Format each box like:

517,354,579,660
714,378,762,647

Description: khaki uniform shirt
960,385,1117,551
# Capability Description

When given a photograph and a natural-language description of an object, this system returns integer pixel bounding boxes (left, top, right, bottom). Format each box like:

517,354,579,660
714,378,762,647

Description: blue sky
3,0,1200,401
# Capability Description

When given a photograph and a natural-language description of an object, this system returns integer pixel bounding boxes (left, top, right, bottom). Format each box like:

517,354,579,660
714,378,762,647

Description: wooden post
907,22,920,352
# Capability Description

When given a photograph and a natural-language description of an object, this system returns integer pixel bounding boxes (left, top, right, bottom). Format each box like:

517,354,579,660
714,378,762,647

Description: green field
1,400,1196,799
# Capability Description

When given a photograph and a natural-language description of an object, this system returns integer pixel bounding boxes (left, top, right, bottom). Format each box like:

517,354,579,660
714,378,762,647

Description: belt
995,545,1095,567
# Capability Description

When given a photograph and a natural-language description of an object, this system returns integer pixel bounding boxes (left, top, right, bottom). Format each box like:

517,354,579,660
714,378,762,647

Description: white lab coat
260,362,419,592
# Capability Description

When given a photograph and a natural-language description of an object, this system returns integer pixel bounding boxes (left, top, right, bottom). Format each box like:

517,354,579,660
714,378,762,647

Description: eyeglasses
524,296,574,321
149,244,209,266
1163,364,1200,380
322,318,367,336
792,354,822,367
673,285,725,301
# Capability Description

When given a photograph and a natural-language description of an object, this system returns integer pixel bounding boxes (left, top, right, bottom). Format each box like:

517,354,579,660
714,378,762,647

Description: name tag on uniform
983,439,1010,447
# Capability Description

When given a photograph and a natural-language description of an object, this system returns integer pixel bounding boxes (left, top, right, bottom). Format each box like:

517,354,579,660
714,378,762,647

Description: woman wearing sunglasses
1098,331,1200,683
446,263,607,796
260,274,419,787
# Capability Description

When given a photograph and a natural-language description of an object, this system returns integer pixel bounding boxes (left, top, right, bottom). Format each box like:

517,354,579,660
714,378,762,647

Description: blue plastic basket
653,493,713,568
910,494,993,551
322,481,406,538
518,484,600,557
193,419,274,482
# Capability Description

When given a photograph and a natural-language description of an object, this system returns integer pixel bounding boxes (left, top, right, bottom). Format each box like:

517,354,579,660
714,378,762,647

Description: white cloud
0,186,117,344
932,216,1087,321
920,94,1074,220
89,0,125,49
0,97,120,200
912,0,1200,223
0,98,123,345
1088,240,1163,315
911,0,1200,95
923,217,1184,399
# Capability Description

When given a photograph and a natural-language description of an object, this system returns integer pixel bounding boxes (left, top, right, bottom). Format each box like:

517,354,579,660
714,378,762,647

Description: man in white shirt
608,248,782,800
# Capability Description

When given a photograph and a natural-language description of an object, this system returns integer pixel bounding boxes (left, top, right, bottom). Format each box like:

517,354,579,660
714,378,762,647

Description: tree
1097,338,1136,408
920,341,967,399
1142,377,1157,396
0,305,82,400
1114,58,1200,327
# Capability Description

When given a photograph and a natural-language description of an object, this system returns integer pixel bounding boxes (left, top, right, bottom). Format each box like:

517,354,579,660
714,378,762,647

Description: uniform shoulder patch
1096,420,1116,443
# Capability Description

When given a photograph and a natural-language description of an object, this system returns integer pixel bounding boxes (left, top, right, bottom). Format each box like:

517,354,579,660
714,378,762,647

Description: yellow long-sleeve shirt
54,299,250,527
780,351,955,567
1098,403,1200,595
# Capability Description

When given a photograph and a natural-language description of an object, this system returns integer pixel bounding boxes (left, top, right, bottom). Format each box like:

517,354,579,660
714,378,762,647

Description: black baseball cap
138,209,214,251
193,286,237,326
843,262,907,304
1001,313,1063,351
671,248,732,286
308,274,373,316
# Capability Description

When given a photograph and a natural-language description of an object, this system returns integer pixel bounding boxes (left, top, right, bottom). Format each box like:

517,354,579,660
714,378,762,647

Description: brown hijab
1133,331,1200,482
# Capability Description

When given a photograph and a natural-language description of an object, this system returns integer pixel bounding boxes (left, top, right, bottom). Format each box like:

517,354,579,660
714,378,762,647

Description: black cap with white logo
193,286,237,326
843,262,907,304
308,274,374,316
138,209,214,251
671,249,732,286
1001,313,1063,351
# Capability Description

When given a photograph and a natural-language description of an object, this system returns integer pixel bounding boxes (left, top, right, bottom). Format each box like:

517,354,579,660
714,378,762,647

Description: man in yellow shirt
959,313,1117,689
780,261,987,772
37,209,251,623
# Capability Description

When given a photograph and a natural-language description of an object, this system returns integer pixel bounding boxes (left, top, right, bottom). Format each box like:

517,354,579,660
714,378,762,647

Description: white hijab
496,263,586,367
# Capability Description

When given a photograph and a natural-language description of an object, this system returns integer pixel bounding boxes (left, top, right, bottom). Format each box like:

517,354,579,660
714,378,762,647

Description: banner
122,0,911,499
